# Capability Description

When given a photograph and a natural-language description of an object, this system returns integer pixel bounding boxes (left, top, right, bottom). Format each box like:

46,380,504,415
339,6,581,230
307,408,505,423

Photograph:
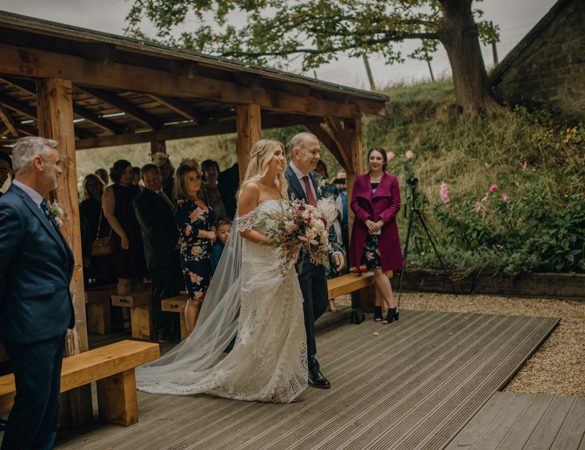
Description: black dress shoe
308,370,331,389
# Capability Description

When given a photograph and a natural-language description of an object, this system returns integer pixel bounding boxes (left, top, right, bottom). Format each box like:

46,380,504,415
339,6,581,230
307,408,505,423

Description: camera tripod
397,178,457,310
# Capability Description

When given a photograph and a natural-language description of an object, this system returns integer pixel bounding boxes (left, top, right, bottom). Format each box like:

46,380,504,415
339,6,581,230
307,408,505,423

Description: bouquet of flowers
259,197,337,276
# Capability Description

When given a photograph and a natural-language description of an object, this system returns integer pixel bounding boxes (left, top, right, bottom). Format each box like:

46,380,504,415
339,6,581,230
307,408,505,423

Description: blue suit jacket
0,184,75,344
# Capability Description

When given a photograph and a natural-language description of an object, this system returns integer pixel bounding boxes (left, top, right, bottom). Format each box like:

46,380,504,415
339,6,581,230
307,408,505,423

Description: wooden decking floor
446,392,585,449
53,310,558,450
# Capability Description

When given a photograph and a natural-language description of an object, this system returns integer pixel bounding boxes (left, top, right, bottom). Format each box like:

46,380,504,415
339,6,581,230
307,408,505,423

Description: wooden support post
150,140,166,157
236,104,261,181
36,77,92,426
96,369,139,427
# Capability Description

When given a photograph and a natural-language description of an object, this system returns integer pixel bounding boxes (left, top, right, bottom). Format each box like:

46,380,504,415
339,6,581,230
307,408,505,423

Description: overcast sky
0,0,559,90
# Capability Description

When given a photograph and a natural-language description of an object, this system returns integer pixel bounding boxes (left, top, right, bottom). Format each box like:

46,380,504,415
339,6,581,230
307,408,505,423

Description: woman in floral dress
173,160,216,333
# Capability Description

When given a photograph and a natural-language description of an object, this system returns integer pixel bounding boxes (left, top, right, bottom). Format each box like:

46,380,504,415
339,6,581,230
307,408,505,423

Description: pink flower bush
475,202,481,212
456,216,461,221
405,151,414,159
523,161,528,171
387,151,395,161
489,185,498,192
501,194,508,202
481,192,489,202
482,210,486,221
440,182,450,204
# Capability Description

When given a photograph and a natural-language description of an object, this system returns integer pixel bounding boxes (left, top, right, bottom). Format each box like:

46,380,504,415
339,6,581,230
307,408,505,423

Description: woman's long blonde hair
237,139,288,199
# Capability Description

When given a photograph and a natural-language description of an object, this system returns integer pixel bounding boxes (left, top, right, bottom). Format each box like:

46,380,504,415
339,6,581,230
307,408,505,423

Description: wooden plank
496,394,555,450
471,392,534,449
162,296,189,340
130,305,154,340
0,43,360,119
85,284,117,304
86,299,112,335
149,95,202,123
111,291,152,308
524,395,576,449
78,87,164,130
37,78,88,353
72,104,125,134
0,342,9,363
96,368,139,427
75,113,323,150
0,94,37,119
326,271,392,299
551,397,585,450
236,104,261,181
344,117,363,244
0,103,18,136
445,391,514,449
0,374,15,414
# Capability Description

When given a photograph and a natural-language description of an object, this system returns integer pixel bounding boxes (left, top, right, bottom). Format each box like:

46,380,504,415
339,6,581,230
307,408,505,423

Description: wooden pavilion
0,10,387,357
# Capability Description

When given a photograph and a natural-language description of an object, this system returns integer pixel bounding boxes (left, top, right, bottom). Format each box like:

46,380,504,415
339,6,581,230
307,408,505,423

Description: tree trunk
439,0,503,115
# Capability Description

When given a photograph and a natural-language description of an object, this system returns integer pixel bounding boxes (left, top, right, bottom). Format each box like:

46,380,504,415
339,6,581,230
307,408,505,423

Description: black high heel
383,308,398,324
374,306,383,322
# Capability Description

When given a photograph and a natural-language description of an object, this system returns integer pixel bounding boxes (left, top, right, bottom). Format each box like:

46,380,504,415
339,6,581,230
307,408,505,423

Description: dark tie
40,199,52,223
302,176,317,207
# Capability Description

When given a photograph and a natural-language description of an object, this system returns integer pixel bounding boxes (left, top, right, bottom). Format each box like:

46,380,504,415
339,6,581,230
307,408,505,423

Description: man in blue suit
0,137,75,450
285,132,344,390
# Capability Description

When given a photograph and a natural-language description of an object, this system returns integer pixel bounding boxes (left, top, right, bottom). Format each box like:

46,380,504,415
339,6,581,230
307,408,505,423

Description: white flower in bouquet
48,202,64,226
316,197,337,225
311,217,325,232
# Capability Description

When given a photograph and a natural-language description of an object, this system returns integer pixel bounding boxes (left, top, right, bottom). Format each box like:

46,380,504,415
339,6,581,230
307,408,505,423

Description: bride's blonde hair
238,139,288,199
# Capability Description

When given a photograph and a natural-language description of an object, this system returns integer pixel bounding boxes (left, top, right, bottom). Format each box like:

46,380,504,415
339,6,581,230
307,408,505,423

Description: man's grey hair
288,132,317,155
141,163,160,179
12,136,58,175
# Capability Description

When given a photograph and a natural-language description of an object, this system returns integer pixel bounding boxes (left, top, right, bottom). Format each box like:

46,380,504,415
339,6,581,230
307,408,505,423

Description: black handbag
91,209,114,257
350,307,365,324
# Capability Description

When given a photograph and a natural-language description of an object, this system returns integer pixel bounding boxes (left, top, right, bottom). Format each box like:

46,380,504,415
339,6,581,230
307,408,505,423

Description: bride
136,139,308,403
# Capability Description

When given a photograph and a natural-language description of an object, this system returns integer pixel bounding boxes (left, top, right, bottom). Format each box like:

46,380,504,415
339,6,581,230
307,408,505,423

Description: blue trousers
296,253,328,372
2,334,66,450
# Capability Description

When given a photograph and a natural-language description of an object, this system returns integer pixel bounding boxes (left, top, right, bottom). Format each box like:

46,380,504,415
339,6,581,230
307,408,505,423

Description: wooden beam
303,122,349,170
78,87,164,130
343,117,364,242
149,95,202,123
82,43,116,66
36,78,88,352
16,123,39,136
76,113,322,150
72,105,126,134
236,104,262,181
0,43,361,119
0,95,37,119
36,77,93,426
323,116,354,172
0,104,18,137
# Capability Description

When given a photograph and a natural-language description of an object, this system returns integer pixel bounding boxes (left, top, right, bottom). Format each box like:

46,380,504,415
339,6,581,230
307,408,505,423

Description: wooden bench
85,284,117,334
111,291,153,340
0,340,159,426
161,295,190,341
162,271,394,342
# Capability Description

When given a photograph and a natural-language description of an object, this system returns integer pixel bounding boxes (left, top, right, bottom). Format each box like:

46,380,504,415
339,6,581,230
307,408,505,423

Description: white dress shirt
12,179,44,210
290,161,319,202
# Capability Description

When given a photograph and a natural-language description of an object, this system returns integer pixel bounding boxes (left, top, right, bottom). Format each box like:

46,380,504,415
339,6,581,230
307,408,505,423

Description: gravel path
333,292,585,397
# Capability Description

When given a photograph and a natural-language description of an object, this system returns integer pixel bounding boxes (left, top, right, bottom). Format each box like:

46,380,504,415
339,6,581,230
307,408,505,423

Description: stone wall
492,0,585,118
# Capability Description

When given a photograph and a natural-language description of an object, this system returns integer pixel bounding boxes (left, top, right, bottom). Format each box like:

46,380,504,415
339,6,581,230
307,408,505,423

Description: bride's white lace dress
137,199,308,403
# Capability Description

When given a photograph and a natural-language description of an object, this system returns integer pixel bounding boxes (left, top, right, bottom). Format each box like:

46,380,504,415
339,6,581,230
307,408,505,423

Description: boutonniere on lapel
316,177,327,195
48,202,64,226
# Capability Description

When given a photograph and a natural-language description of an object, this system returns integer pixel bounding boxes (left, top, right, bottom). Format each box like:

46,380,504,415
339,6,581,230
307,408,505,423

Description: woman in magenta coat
349,147,403,324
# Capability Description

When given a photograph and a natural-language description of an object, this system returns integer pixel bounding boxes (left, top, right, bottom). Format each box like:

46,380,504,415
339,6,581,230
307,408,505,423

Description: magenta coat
349,173,404,272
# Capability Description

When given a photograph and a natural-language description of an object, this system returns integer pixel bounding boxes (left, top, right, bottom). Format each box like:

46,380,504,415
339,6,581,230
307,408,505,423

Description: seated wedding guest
132,166,142,187
80,174,114,285
174,159,216,333
95,167,109,186
153,152,175,200
211,216,232,275
201,159,226,219
0,137,75,449
314,159,343,312
133,164,184,342
0,151,13,198
103,160,148,331
349,147,403,324
217,161,239,219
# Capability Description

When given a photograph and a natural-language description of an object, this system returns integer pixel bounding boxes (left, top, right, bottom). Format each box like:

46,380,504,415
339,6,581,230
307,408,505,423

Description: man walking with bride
136,133,342,402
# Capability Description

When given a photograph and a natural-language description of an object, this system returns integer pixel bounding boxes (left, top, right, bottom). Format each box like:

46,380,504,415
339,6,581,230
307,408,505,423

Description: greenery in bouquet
258,197,337,276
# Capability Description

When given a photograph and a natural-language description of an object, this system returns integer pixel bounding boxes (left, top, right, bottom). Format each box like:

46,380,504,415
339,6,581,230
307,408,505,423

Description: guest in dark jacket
217,162,239,219
153,152,175,201
133,164,183,342
0,137,75,450
0,151,12,198
349,147,403,324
